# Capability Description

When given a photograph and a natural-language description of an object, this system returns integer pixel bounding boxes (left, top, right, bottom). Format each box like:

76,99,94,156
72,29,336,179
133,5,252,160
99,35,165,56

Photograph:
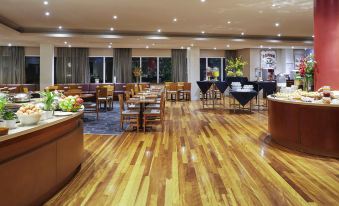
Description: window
200,58,207,81
159,57,172,83
132,57,141,82
89,57,104,83
141,57,157,83
25,57,40,84
105,57,113,83
223,58,226,80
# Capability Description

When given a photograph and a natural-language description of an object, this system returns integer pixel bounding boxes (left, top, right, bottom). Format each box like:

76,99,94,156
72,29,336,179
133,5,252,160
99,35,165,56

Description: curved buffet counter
0,111,84,206
268,97,339,158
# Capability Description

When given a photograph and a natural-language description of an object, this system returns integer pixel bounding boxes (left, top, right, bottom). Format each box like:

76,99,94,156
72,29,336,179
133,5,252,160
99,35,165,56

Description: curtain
113,48,132,83
0,46,25,84
56,47,90,83
171,49,187,82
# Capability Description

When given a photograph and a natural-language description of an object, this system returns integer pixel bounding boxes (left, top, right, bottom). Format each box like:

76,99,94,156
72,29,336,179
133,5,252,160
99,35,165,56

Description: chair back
96,87,108,98
168,83,178,91
160,92,166,116
118,94,125,114
126,84,136,93
134,84,139,93
125,91,131,101
46,85,59,92
183,82,191,91
131,89,135,96
66,89,82,96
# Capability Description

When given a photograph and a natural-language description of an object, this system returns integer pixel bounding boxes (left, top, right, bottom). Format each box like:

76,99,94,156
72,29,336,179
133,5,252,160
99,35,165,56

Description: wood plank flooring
46,101,339,206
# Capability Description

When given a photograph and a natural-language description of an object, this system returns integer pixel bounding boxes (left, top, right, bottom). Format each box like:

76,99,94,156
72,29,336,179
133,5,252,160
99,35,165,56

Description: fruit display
59,95,84,112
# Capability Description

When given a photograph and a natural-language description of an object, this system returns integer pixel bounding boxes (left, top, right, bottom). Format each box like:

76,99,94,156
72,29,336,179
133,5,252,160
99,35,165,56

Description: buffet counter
0,111,84,206
268,96,339,158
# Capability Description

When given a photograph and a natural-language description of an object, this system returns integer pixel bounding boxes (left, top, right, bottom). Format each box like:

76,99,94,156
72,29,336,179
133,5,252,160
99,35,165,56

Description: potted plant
0,97,6,117
225,57,247,77
2,110,17,129
40,91,56,119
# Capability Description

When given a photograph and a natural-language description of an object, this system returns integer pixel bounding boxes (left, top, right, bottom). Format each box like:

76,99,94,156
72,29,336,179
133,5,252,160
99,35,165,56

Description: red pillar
314,0,339,90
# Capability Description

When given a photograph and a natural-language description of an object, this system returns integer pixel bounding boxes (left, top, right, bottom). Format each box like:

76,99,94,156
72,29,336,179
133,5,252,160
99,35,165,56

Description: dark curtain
0,46,25,84
56,47,90,83
113,48,132,83
171,49,187,82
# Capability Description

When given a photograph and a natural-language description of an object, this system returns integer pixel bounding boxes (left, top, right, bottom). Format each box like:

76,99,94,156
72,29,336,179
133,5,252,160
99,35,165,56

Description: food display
16,104,42,125
273,86,339,105
59,95,84,112
12,93,31,103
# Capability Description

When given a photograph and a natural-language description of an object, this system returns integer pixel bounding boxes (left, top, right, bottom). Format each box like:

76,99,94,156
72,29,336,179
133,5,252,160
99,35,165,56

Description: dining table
229,90,258,112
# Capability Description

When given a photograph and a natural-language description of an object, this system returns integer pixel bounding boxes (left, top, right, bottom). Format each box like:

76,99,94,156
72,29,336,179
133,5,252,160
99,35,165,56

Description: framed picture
260,50,277,70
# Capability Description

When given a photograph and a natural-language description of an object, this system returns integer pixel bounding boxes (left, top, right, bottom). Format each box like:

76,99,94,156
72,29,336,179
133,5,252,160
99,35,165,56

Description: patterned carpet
83,102,124,135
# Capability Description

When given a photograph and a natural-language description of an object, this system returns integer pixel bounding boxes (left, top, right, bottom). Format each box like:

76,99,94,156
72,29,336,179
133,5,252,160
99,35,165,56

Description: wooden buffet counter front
0,112,84,206
268,97,339,158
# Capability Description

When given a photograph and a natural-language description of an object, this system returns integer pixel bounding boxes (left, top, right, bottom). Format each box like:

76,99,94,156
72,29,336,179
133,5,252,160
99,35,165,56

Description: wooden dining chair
125,91,140,110
146,92,164,109
65,89,82,96
178,82,191,101
96,87,112,111
166,83,178,101
118,94,140,132
143,92,165,132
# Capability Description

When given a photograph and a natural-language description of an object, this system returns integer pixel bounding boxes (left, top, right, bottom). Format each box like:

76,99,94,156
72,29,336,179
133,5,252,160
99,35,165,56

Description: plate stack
231,82,242,91
242,85,254,92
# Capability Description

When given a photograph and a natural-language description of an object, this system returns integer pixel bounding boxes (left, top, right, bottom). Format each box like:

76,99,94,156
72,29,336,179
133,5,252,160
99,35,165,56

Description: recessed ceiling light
108,45,112,48
68,45,72,48
146,45,149,49
277,33,281,37
190,43,194,47
291,46,295,49
226,44,230,48
187,47,191,50
312,35,315,38
43,1,48,5
157,29,161,33
173,18,177,22
272,4,276,7
45,11,50,16
113,15,118,20
58,26,63,30
180,46,184,49
275,22,280,27
110,27,114,31
109,42,112,45
201,0,206,2
214,47,217,50
260,45,263,48
241,32,245,36
64,41,67,44
201,31,205,34
8,43,12,47
227,21,231,24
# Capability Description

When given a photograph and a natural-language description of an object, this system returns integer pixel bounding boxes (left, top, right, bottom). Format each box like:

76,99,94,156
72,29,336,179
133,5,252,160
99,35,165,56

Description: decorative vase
4,119,16,129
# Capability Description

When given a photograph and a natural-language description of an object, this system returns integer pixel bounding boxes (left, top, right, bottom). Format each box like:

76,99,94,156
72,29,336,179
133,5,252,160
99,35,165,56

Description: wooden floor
46,101,339,206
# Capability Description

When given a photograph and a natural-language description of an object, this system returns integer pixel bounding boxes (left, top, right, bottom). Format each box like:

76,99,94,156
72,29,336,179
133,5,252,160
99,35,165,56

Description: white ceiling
0,0,314,49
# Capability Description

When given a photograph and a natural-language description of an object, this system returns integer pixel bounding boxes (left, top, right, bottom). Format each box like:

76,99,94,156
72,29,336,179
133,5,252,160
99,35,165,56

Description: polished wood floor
46,100,339,206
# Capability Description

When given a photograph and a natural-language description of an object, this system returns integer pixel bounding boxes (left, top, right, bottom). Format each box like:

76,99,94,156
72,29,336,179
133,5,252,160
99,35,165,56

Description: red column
314,0,339,90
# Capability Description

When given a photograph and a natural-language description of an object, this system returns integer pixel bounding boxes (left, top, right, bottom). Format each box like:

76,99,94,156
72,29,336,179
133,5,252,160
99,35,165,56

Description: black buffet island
268,87,339,158
0,92,84,205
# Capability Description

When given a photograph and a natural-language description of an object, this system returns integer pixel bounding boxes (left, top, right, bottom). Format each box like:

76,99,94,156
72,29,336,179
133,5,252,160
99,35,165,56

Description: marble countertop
0,111,83,143
267,96,339,108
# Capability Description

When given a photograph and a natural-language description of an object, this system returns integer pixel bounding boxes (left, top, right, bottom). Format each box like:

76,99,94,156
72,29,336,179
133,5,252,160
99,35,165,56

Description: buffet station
268,86,339,158
0,91,84,205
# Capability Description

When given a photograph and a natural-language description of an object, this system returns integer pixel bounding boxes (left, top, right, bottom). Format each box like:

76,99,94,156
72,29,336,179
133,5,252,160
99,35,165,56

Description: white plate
53,111,74,116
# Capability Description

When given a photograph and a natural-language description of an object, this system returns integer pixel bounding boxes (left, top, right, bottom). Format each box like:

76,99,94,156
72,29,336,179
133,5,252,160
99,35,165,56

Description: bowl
0,127,9,136
17,113,41,126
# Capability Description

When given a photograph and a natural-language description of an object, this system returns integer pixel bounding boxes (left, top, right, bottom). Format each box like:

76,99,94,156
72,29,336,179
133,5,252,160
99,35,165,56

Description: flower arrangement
225,57,247,77
133,67,142,83
296,54,316,91
59,95,84,112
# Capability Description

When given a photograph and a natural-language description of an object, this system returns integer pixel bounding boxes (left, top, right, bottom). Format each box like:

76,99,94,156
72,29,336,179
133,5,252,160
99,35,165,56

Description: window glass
159,57,172,83
25,57,40,84
200,58,207,81
141,57,157,83
223,58,226,80
132,57,141,82
89,57,104,83
105,57,113,83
